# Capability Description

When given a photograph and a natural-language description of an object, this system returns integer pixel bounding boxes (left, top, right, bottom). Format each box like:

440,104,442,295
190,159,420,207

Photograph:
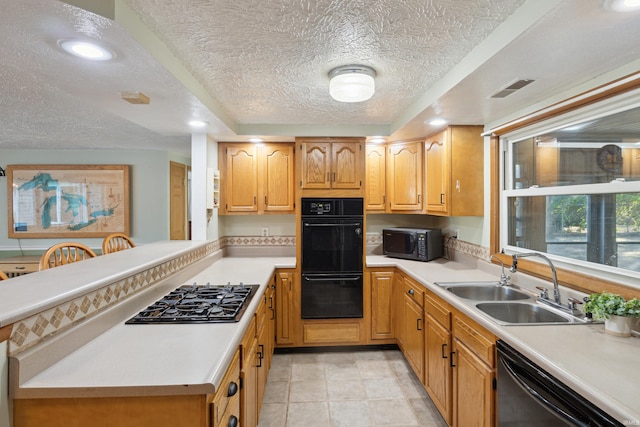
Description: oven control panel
308,202,332,214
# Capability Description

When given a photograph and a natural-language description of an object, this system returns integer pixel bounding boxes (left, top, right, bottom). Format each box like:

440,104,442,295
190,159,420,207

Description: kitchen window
501,92,640,281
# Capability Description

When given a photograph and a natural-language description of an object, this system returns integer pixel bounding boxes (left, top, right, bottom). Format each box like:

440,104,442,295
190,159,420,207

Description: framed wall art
7,165,130,238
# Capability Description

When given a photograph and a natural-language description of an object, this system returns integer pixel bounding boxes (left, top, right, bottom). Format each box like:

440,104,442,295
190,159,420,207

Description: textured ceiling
124,0,525,126
1,0,640,155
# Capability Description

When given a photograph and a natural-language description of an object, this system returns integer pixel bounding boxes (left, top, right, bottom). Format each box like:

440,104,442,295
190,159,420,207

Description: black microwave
382,227,442,262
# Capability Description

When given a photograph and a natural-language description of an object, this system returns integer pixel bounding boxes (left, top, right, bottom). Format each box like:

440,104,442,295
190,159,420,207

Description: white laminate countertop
8,248,640,424
368,255,640,424
10,253,295,398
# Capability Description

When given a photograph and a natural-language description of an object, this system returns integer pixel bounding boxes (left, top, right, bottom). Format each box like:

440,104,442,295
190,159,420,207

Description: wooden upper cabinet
300,141,332,189
219,143,295,215
261,144,295,212
332,142,361,189
387,140,423,212
298,137,364,195
365,144,386,211
425,125,484,216
224,144,259,213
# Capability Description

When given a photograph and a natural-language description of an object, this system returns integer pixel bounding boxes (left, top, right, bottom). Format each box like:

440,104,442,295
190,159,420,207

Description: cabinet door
425,130,449,214
240,337,258,427
449,126,484,216
300,141,331,188
224,144,259,213
332,142,362,189
370,271,394,339
275,271,295,345
452,339,495,427
365,145,386,211
256,320,268,418
265,281,276,369
261,144,294,212
387,141,423,211
425,318,452,425
402,294,424,381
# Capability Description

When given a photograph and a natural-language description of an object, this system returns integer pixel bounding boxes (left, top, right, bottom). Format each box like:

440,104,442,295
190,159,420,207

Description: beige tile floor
258,349,448,427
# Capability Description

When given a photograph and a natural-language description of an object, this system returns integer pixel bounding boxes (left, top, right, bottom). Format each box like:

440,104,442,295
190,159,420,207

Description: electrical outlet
454,229,460,239
261,227,269,237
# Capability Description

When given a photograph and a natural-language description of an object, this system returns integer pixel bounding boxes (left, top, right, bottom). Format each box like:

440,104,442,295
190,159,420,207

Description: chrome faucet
509,252,561,304
490,254,510,286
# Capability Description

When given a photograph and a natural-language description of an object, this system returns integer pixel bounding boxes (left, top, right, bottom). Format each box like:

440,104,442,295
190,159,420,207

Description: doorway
169,161,188,240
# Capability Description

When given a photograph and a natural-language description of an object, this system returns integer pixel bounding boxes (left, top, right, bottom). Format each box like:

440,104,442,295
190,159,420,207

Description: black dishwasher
497,340,623,426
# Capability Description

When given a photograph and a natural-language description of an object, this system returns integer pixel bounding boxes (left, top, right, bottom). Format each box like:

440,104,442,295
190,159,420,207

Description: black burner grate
125,283,259,324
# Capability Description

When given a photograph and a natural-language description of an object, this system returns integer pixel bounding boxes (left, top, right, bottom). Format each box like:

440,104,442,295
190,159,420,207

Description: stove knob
227,381,238,397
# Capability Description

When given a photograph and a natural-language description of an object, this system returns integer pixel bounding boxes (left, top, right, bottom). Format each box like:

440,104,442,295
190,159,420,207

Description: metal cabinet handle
257,344,264,367
264,195,268,206
408,289,415,296
418,194,421,204
333,172,336,182
450,351,456,367
441,343,448,359
227,415,238,427
417,318,423,331
227,381,238,397
440,193,445,204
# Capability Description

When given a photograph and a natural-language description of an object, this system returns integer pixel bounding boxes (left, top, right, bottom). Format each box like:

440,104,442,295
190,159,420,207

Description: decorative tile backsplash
223,235,296,246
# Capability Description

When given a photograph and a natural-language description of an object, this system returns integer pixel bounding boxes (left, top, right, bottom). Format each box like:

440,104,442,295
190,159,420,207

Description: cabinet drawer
453,316,495,367
425,294,451,330
212,350,240,426
402,278,424,308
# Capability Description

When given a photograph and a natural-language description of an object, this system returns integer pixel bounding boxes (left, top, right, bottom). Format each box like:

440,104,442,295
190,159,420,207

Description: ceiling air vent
489,79,534,99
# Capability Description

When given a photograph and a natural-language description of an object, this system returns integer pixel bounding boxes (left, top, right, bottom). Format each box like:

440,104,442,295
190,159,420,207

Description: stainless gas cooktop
125,282,259,324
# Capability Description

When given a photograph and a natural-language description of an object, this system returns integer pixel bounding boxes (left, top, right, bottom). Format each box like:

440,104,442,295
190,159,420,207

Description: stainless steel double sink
436,281,589,325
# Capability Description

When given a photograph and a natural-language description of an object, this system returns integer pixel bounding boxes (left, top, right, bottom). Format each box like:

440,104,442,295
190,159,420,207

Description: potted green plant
583,291,640,337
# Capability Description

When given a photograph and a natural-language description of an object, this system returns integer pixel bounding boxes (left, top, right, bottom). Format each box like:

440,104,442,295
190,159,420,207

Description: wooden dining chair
101,233,135,255
0,270,9,281
39,242,97,270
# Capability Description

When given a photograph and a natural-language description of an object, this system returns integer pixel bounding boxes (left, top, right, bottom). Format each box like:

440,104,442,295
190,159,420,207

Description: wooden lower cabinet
370,270,395,340
275,270,296,346
451,316,496,427
424,295,453,425
452,339,494,427
396,275,424,381
387,270,496,427
240,316,259,427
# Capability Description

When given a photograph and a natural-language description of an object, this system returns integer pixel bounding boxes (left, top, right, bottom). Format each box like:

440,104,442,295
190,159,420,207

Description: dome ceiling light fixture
328,65,376,103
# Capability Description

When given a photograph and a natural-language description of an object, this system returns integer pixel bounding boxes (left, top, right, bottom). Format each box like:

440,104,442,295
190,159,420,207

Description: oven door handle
303,222,362,227
499,356,588,427
303,276,361,282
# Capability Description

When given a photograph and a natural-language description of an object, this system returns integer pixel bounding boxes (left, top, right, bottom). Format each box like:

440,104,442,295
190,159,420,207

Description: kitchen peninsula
2,241,639,426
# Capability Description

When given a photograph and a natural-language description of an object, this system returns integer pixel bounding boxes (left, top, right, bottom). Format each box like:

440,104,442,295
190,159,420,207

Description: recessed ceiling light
368,137,386,144
249,138,264,143
188,120,208,128
429,118,447,126
605,0,640,11
59,40,114,61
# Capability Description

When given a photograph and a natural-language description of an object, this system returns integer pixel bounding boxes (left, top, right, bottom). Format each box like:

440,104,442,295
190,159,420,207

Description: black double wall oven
301,198,363,319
